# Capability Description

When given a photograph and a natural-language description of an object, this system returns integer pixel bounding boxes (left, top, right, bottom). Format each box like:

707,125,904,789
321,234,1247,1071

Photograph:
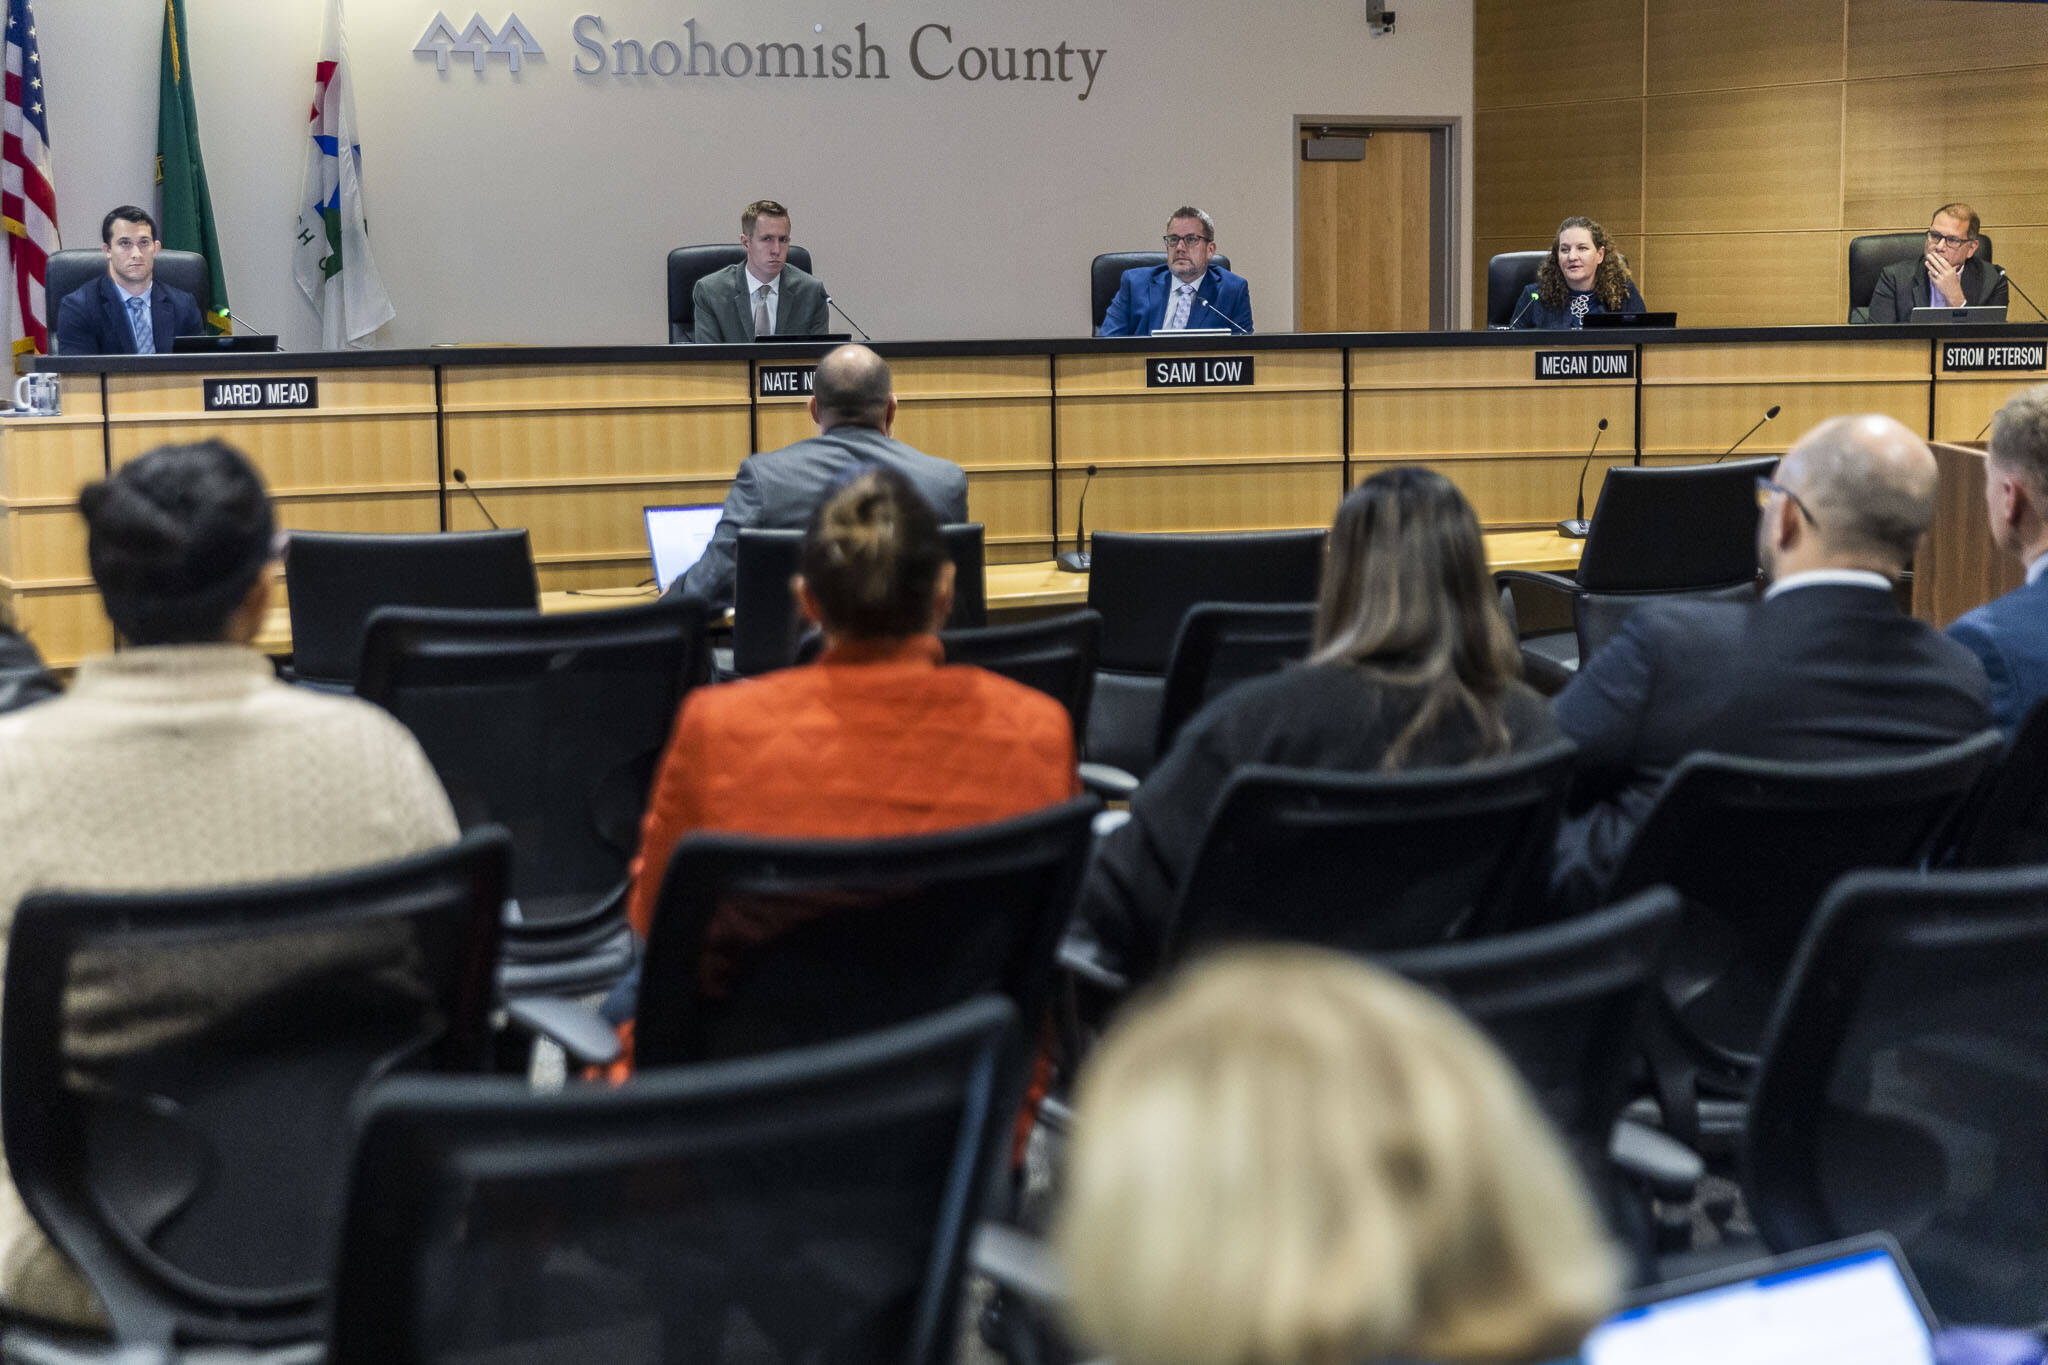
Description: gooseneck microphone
1998,268,2048,322
1195,296,1251,335
1713,405,1781,463
450,468,501,530
1557,418,1609,539
221,305,268,336
1056,464,1100,573
1504,287,1540,329
825,294,873,342
1975,412,1998,442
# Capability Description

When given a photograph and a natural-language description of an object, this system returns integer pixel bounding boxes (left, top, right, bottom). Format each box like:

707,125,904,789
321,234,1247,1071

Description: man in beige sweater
0,440,459,1328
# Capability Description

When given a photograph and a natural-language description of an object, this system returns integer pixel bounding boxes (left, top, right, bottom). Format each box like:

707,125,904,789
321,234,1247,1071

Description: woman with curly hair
1510,215,1648,329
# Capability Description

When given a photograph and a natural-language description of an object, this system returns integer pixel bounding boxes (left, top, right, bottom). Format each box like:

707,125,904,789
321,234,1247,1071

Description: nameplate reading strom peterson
1534,350,1634,380
1943,341,2047,373
203,377,319,412
757,364,816,397
1147,355,1254,388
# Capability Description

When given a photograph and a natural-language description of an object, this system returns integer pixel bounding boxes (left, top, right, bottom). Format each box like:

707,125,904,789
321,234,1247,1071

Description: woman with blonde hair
1056,947,1620,1365
1510,216,1648,329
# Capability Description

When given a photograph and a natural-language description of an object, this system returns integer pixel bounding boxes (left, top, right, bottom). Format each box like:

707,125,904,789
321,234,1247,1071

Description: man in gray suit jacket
673,344,969,610
691,199,831,344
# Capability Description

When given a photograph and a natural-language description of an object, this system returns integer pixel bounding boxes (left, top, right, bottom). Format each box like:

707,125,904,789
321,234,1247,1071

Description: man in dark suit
1097,206,1254,337
690,199,830,344
54,206,205,356
1950,384,2048,734
672,344,967,610
1551,414,1992,906
1865,202,2009,322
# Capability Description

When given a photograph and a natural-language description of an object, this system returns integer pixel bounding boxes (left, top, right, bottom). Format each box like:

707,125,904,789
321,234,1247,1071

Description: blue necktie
126,296,154,355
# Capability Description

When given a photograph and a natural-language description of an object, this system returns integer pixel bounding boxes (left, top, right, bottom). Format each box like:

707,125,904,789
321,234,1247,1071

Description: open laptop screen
644,504,724,593
1579,1238,1936,1365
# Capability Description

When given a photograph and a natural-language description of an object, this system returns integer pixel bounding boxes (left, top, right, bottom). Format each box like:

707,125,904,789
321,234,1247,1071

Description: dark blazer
1948,572,2048,735
1097,262,1254,337
54,272,204,356
673,423,969,611
689,262,829,344
1866,254,2008,323
1508,281,1649,330
1551,583,1992,905
1078,665,1558,981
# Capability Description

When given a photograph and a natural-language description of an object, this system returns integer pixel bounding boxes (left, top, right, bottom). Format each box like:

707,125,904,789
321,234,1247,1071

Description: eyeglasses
1927,229,1976,250
1755,476,1819,527
1162,234,1212,248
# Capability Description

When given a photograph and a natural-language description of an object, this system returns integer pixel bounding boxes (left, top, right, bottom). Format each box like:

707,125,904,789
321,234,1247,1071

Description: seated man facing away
0,440,459,1329
670,343,967,613
1097,206,1253,337
1949,383,2048,735
1551,414,1991,908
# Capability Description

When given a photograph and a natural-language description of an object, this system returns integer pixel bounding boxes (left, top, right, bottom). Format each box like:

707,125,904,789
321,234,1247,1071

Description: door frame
1293,114,1463,332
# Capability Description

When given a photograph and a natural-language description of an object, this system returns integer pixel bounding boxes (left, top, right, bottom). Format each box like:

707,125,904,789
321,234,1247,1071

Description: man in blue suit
55,205,204,356
1950,384,2048,734
1098,206,1253,337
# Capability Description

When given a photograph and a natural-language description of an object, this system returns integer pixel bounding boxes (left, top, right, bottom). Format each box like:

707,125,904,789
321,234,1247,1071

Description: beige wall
1473,0,2048,327
33,0,1475,350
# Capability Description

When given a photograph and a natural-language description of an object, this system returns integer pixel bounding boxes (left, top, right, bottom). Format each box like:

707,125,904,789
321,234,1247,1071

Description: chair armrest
1078,762,1139,801
1057,931,1131,996
1607,1117,1703,1203
1494,569,1581,594
971,1223,1068,1311
504,996,622,1068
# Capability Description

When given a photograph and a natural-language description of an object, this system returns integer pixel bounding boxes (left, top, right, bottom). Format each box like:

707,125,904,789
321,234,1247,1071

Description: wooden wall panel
1055,461,1344,537
1844,68,2048,231
441,363,746,409
1848,0,2048,80
1646,0,1843,94
1351,387,1634,458
110,415,440,496
0,585,111,669
0,424,105,502
1935,373,2043,446
1354,455,1638,528
1645,86,1843,233
1475,101,1644,240
1474,0,1644,109
108,368,435,417
755,398,1051,473
447,409,751,483
1643,382,1930,457
1642,233,1844,327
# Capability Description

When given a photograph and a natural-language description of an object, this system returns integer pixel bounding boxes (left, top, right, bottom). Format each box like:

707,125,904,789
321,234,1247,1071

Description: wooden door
1297,129,1439,332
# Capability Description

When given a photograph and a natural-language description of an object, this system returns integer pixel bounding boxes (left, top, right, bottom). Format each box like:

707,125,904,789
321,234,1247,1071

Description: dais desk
17,324,2041,666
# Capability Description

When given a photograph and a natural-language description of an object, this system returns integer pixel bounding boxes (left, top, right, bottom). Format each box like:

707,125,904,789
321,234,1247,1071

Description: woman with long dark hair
1077,467,1557,978
1511,215,1648,329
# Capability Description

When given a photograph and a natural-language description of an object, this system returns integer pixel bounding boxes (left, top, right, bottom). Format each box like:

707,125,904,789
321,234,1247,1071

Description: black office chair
1485,250,1548,327
1947,692,2048,867
283,529,538,691
1496,457,1772,682
1088,250,1232,333
939,609,1102,741
356,598,713,1001
330,996,1019,1365
666,243,817,343
46,247,214,352
1605,734,2004,1139
1083,529,1325,774
1745,866,2048,1325
636,796,1099,1067
0,830,508,1349
1848,231,1992,323
734,523,988,677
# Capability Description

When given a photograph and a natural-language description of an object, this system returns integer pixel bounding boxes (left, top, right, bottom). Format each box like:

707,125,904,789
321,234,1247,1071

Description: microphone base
1055,550,1092,574
1556,518,1591,539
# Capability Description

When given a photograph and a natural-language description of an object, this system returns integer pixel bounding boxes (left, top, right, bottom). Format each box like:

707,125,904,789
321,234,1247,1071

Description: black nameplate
757,363,816,397
1146,355,1255,388
1943,341,2047,373
1534,349,1634,380
202,377,318,411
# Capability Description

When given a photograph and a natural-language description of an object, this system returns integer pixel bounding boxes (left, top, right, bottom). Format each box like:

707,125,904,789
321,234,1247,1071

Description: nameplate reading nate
1147,355,1254,388
1534,350,1634,380
757,363,816,397
203,377,318,412
1942,341,2047,373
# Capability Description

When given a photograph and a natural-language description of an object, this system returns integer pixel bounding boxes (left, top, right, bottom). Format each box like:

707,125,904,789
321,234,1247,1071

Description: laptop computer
644,503,725,593
1577,1234,1937,1365
171,333,282,352
1909,306,2007,325
1581,312,1678,329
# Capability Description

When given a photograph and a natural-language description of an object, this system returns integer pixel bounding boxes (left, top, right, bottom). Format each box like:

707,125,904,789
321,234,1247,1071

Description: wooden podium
1913,442,2024,627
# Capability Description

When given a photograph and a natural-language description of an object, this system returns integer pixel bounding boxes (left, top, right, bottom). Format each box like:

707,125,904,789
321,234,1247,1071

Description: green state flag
155,0,229,333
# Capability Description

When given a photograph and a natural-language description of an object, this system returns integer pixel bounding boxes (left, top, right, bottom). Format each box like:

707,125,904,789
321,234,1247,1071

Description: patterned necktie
1169,285,1194,330
127,295,154,354
753,285,771,338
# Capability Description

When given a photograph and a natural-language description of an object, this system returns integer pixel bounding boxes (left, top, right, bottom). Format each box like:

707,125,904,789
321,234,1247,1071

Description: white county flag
294,0,391,348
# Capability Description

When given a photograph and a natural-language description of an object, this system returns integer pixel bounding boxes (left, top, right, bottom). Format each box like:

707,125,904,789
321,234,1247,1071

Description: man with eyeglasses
1097,206,1254,337
1864,203,2009,323
54,206,205,356
1547,415,1990,908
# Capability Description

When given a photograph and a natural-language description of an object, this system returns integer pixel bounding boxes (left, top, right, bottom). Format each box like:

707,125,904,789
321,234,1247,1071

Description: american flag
1,0,55,362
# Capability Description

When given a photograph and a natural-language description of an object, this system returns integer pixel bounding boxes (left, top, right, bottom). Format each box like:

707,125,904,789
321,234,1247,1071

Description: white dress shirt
1762,568,1893,600
746,266,780,336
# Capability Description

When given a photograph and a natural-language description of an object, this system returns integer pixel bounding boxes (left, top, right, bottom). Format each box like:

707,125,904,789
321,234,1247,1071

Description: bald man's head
1776,415,1938,573
812,344,894,431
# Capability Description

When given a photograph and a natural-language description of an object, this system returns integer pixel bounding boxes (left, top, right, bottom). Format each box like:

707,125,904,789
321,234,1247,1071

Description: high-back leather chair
47,247,213,352
1485,250,1548,327
666,243,817,342
1088,251,1233,333
1848,231,1992,323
